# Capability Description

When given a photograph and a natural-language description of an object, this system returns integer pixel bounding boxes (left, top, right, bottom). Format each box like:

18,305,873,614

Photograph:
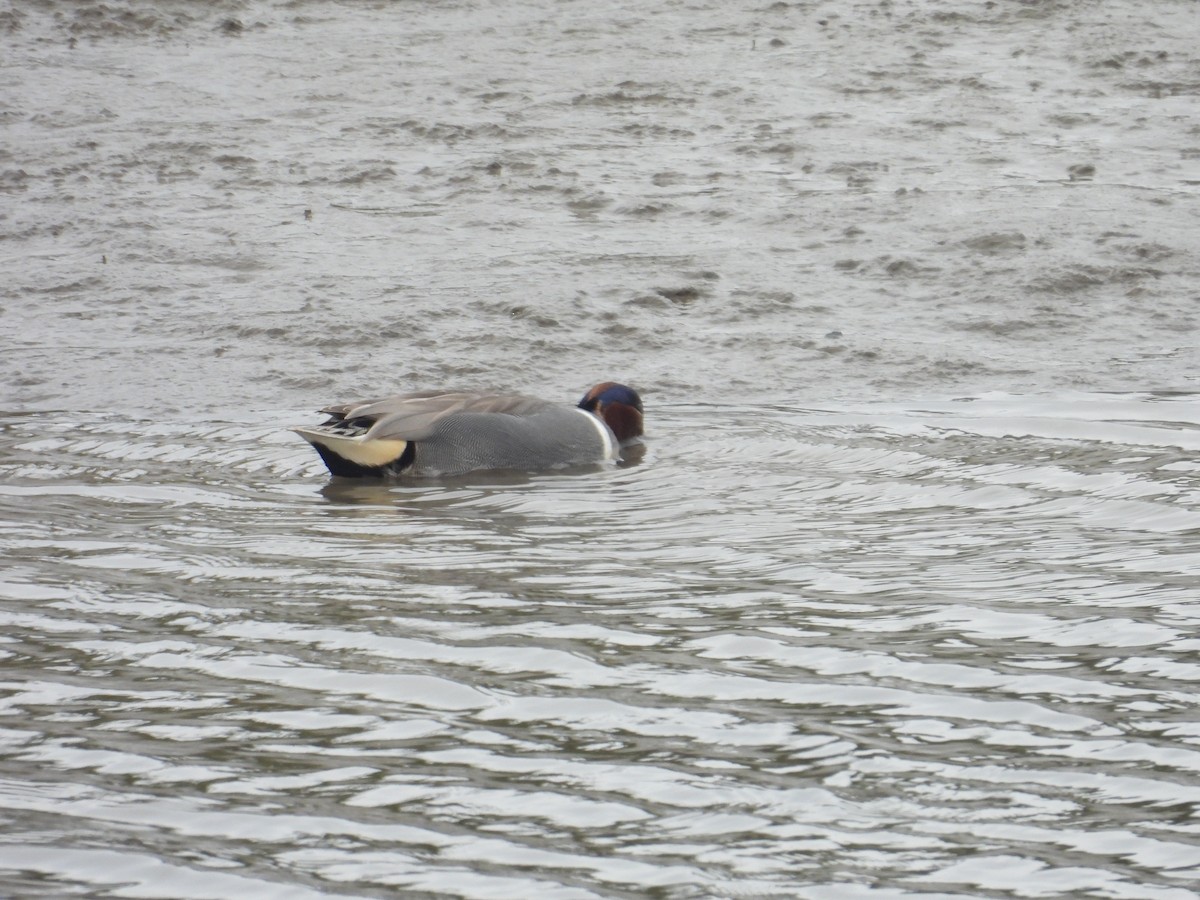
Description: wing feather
318,391,556,441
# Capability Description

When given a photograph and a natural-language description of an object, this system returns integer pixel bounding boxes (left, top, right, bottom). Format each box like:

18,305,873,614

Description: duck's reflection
317,444,645,509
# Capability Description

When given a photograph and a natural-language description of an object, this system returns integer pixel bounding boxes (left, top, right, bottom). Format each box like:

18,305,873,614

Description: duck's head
578,382,644,444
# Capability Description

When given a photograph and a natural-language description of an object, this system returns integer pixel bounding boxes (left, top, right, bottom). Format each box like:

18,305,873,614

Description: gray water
3,1,1200,897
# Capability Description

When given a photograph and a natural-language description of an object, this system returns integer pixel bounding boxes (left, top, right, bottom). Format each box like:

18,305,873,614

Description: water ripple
1,393,1198,896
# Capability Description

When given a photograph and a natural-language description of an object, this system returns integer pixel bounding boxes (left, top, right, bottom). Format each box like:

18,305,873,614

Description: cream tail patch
291,426,410,468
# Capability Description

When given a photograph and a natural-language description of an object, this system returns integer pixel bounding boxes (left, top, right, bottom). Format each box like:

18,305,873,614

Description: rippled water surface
4,0,1200,897
3,394,1200,898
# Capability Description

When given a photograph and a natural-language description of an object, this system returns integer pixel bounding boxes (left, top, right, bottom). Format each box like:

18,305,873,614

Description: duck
293,382,643,478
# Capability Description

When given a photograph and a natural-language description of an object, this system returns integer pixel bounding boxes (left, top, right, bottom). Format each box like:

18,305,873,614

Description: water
3,394,1199,897
3,0,1200,897
4,0,1198,413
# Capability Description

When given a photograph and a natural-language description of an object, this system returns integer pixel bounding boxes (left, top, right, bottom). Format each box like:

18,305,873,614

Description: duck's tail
293,424,413,477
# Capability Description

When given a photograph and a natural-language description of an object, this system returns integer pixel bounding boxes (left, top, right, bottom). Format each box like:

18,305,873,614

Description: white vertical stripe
575,408,618,460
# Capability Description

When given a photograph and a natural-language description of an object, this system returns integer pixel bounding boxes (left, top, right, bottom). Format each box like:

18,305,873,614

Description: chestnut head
578,382,644,444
